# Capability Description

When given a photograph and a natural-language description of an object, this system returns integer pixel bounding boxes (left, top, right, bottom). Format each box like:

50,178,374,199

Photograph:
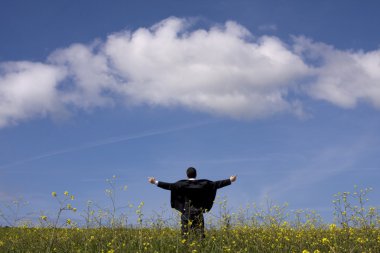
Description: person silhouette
148,167,237,238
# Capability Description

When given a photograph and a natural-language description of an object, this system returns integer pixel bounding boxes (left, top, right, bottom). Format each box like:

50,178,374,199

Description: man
148,167,237,238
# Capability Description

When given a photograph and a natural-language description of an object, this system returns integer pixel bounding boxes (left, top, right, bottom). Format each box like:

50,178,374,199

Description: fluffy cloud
294,36,380,108
0,62,66,127
49,43,117,109
104,18,310,117
0,17,380,127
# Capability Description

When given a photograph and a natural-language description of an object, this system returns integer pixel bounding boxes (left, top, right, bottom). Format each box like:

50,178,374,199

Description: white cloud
49,43,117,109
104,18,310,118
294,36,380,108
0,61,66,127
1,17,380,127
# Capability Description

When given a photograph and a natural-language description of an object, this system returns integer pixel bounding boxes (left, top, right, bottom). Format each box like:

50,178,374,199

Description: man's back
148,167,237,238
158,179,231,212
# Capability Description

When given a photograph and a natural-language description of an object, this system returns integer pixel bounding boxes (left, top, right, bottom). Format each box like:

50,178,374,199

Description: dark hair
186,167,197,178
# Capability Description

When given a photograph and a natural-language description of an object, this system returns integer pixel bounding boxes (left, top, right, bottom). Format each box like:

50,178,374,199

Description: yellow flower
302,250,310,253
0,240,4,247
51,192,57,197
314,250,321,253
40,215,48,221
329,224,336,230
356,237,366,244
66,218,71,225
72,208,77,212
64,191,69,196
349,227,354,235
322,238,329,244
70,195,75,200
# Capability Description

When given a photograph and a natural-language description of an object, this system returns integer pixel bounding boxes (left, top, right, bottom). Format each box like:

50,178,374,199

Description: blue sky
1,0,380,224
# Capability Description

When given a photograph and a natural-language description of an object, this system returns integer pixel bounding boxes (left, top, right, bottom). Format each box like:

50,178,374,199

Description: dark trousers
181,208,205,239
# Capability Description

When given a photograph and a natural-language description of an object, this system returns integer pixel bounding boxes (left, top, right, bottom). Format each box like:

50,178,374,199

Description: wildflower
40,215,48,221
66,218,71,225
314,250,321,253
302,250,310,253
329,224,336,230
356,237,366,244
51,192,57,197
322,238,329,244
181,239,187,244
64,191,69,196
70,195,75,200
72,208,77,212
0,240,4,246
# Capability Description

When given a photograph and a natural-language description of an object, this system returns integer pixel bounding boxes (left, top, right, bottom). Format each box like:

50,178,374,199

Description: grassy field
1,222,379,252
0,179,379,252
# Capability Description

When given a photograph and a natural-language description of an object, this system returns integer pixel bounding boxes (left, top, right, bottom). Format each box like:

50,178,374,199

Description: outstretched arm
148,177,175,190
212,175,237,189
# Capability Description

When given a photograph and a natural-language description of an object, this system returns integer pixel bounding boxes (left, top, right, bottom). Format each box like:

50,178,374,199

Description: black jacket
157,179,231,213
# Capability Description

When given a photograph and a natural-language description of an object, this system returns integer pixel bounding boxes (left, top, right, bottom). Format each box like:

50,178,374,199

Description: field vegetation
0,177,379,252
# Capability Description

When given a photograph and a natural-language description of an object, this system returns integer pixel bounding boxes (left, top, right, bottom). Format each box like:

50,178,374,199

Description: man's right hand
148,177,156,184
230,175,237,182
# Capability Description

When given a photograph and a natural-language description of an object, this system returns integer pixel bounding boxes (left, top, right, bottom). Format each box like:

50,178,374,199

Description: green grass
0,225,379,252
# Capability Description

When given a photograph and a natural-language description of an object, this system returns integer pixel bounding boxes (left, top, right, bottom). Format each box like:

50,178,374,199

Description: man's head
186,167,197,179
